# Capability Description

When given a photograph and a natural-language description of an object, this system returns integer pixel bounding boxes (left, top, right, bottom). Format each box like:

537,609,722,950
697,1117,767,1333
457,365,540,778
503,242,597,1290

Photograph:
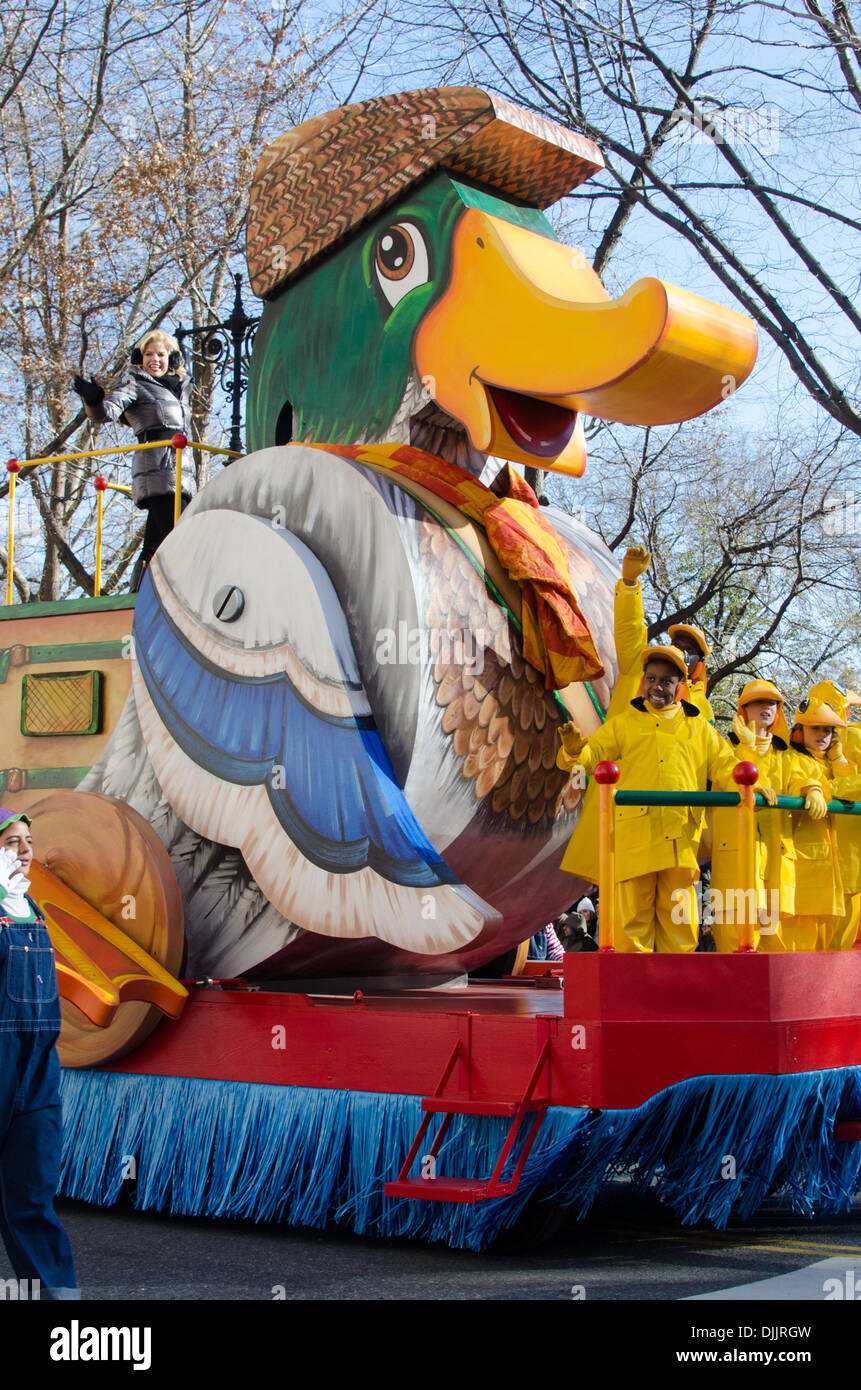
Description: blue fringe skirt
58,1067,861,1251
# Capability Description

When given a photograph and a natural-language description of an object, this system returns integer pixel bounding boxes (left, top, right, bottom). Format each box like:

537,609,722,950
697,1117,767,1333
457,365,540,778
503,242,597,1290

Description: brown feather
420,516,602,831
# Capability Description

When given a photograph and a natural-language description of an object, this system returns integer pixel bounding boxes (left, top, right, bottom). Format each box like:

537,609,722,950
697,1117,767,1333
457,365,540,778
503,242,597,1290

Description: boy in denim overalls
0,810,79,1299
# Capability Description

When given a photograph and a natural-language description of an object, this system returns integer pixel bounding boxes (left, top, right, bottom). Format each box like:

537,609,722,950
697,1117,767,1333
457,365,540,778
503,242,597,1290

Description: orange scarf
311,442,604,690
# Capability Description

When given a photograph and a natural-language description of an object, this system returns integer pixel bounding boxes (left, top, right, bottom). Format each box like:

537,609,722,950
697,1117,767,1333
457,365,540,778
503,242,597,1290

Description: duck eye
373,222,429,308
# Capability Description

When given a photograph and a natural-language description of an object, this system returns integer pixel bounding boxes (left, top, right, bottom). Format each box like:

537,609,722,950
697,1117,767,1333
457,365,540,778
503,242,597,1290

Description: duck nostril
213,586,245,622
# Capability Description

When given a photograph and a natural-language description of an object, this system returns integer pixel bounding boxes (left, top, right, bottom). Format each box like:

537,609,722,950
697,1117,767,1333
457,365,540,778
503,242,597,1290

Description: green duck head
246,96,758,477
248,173,473,455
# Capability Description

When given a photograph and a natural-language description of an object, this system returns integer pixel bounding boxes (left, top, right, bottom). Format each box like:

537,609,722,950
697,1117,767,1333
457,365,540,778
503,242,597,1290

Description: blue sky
281,1,861,446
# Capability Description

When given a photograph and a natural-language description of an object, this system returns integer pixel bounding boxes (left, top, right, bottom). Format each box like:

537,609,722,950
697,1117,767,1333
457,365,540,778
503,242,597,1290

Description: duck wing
133,499,497,956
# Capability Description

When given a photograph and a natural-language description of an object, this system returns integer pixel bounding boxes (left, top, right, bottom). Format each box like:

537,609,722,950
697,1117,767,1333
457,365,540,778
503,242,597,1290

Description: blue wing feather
134,576,456,887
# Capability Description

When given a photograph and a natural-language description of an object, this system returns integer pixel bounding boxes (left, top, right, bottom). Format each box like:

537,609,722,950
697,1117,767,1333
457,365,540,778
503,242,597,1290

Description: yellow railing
92,477,131,598
5,435,241,604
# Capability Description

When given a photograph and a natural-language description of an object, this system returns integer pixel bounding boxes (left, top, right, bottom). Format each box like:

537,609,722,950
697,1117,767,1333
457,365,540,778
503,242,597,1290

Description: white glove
0,846,30,916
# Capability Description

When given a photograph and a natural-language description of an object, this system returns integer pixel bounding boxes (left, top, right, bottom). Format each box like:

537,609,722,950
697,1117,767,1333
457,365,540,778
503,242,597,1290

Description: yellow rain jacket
565,580,715,880
805,686,861,900
831,725,861,897
831,750,861,949
611,579,714,721
610,579,648,717
795,685,860,947
711,732,800,920
784,747,844,918
558,697,737,882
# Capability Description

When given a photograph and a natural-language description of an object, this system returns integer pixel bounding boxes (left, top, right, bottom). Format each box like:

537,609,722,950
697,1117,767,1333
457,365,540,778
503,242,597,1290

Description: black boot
129,554,148,594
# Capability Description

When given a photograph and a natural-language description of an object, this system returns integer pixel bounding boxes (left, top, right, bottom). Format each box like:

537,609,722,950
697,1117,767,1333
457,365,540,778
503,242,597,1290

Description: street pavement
5,1183,860,1302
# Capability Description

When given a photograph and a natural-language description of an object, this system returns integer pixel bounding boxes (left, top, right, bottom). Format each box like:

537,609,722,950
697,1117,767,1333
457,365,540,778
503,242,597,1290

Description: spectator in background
556,911,598,953
527,922,564,962
575,896,598,940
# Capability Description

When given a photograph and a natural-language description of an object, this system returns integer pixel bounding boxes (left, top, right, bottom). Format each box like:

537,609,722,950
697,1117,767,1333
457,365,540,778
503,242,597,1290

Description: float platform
94,951,861,1112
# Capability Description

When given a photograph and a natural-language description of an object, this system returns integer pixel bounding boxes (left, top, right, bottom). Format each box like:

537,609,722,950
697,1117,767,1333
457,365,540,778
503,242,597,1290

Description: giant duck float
9,88,861,1248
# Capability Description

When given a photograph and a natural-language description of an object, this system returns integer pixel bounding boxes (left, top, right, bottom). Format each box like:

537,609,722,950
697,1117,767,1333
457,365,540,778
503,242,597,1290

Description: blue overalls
0,897,79,1298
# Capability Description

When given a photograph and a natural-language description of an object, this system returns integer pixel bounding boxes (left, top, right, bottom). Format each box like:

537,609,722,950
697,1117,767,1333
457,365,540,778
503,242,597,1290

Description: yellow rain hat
790,698,847,747
737,680,791,744
807,680,861,722
794,699,847,728
667,623,712,658
640,644,691,702
642,644,688,680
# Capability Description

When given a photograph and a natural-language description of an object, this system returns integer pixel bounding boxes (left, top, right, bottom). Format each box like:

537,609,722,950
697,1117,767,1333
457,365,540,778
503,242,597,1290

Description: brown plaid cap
247,86,604,300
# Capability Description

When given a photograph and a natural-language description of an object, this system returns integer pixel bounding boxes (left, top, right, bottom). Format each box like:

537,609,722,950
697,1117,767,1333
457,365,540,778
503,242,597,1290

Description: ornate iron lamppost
175,274,259,456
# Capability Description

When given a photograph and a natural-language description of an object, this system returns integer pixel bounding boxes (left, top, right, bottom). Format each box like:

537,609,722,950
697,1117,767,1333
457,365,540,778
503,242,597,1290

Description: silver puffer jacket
86,366,194,506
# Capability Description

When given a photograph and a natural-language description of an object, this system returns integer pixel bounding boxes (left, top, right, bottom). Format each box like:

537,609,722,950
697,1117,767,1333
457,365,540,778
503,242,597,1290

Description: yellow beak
414,209,758,476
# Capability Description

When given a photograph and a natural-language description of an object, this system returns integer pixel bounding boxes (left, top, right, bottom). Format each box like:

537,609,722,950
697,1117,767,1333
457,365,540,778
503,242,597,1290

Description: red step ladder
385,1022,551,1205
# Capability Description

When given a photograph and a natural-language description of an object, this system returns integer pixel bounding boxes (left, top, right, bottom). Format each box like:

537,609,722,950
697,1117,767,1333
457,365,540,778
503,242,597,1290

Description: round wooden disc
28,791,184,1067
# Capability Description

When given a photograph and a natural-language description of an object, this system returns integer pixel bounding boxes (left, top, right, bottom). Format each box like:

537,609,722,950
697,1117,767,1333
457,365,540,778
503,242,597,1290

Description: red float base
96,951,861,1114
565,949,861,1107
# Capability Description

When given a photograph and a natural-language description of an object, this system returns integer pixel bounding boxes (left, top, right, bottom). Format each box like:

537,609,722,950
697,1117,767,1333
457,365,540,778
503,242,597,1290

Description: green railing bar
614,791,745,807
0,595,136,620
612,789,861,814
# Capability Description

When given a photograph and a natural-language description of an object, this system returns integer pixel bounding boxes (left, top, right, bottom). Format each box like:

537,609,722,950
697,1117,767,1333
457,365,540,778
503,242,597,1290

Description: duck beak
414,209,758,477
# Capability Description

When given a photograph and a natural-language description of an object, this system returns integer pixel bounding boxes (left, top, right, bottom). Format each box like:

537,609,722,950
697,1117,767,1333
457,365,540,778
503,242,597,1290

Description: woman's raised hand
71,375,104,405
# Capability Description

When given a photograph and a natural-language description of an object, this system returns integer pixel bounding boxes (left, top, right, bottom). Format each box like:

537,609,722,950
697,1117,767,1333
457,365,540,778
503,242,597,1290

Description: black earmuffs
131,345,182,371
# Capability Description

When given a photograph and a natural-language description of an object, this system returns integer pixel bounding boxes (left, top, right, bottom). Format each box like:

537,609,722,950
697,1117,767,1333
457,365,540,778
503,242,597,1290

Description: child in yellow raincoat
782,701,847,951
666,624,714,724
556,645,745,953
710,680,798,952
807,681,861,950
564,547,715,889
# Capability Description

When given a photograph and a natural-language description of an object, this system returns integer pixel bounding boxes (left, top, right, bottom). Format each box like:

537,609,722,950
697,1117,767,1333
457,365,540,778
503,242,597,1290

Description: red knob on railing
93,475,108,491
171,432,188,449
594,761,620,784
732,761,759,786
6,458,20,474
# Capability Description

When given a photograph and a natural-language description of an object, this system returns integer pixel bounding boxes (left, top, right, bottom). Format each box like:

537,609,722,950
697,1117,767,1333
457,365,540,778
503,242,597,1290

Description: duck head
246,87,758,476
